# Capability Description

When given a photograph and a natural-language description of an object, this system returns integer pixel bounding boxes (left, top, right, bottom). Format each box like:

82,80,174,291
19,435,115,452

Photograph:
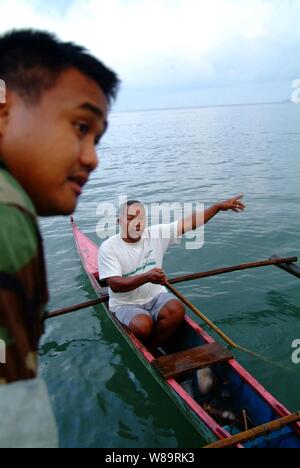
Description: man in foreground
0,29,119,447
100,196,245,350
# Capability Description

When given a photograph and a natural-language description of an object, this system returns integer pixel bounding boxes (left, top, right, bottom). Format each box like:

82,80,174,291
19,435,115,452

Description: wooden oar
166,282,237,348
165,282,297,373
46,256,298,320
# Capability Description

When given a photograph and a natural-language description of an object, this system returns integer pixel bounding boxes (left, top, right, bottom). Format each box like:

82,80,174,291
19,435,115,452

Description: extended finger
234,194,244,201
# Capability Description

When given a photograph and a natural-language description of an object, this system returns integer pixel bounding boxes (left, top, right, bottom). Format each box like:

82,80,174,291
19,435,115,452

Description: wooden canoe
71,218,300,448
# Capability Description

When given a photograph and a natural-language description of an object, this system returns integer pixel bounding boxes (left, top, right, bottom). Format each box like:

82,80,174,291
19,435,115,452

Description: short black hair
0,29,120,105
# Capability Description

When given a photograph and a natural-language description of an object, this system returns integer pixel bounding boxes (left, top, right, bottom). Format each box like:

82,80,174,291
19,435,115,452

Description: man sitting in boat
100,197,245,350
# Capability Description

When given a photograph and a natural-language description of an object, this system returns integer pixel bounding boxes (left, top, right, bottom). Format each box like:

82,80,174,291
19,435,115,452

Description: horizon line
113,99,293,115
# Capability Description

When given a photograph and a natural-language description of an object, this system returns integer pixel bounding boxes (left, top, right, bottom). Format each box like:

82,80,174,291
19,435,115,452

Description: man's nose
80,144,99,172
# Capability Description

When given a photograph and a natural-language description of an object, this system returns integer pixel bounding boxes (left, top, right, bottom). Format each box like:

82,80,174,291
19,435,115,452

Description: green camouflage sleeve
0,204,47,384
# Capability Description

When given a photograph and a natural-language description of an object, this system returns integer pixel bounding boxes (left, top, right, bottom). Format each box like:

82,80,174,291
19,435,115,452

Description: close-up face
0,67,108,216
119,203,147,241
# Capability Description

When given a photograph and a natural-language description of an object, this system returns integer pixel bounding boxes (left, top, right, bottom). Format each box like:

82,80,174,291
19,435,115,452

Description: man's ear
0,103,9,135
0,86,14,136
0,80,7,134
0,85,12,136
0,79,6,105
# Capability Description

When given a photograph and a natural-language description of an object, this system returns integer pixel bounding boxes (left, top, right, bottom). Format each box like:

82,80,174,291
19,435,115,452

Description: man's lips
68,174,89,195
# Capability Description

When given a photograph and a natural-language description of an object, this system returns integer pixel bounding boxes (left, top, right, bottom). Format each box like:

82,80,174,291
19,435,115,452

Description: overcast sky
0,0,300,111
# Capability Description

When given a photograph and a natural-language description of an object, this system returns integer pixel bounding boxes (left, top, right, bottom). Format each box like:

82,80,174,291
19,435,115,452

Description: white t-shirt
99,222,181,312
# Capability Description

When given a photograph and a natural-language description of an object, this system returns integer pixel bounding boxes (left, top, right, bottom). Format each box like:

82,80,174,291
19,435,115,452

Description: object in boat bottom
193,369,240,426
203,400,239,426
219,380,234,407
195,367,216,396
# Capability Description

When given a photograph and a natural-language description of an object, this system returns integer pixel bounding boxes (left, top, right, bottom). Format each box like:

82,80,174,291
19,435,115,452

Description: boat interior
95,280,300,448
153,321,300,448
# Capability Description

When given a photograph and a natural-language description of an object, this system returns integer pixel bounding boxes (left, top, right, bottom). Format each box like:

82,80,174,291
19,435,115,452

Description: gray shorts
114,292,176,328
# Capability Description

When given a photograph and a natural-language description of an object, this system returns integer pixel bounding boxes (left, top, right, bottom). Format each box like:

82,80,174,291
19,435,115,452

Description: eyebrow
127,212,145,218
79,102,108,131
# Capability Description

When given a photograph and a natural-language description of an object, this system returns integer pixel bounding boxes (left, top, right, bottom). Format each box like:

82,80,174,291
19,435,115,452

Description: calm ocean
40,102,300,448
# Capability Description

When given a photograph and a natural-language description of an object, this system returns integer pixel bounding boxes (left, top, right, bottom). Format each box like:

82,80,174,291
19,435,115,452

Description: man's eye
75,122,90,136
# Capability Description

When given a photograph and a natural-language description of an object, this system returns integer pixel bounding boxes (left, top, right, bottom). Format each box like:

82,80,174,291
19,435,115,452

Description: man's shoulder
0,203,39,274
0,167,36,217
100,234,121,252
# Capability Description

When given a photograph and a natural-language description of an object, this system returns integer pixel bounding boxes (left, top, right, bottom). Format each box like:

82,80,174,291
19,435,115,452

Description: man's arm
107,268,167,293
0,205,47,384
177,195,246,236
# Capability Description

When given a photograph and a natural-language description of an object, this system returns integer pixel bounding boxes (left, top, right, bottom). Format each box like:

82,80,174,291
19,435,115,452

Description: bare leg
129,314,154,343
150,300,185,349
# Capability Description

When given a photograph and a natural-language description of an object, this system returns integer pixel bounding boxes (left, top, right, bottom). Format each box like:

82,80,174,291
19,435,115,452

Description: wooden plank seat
152,342,233,380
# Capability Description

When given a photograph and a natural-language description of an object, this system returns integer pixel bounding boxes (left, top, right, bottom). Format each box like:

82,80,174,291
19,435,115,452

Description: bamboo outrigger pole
46,256,298,320
270,255,300,279
169,256,298,285
45,297,107,320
